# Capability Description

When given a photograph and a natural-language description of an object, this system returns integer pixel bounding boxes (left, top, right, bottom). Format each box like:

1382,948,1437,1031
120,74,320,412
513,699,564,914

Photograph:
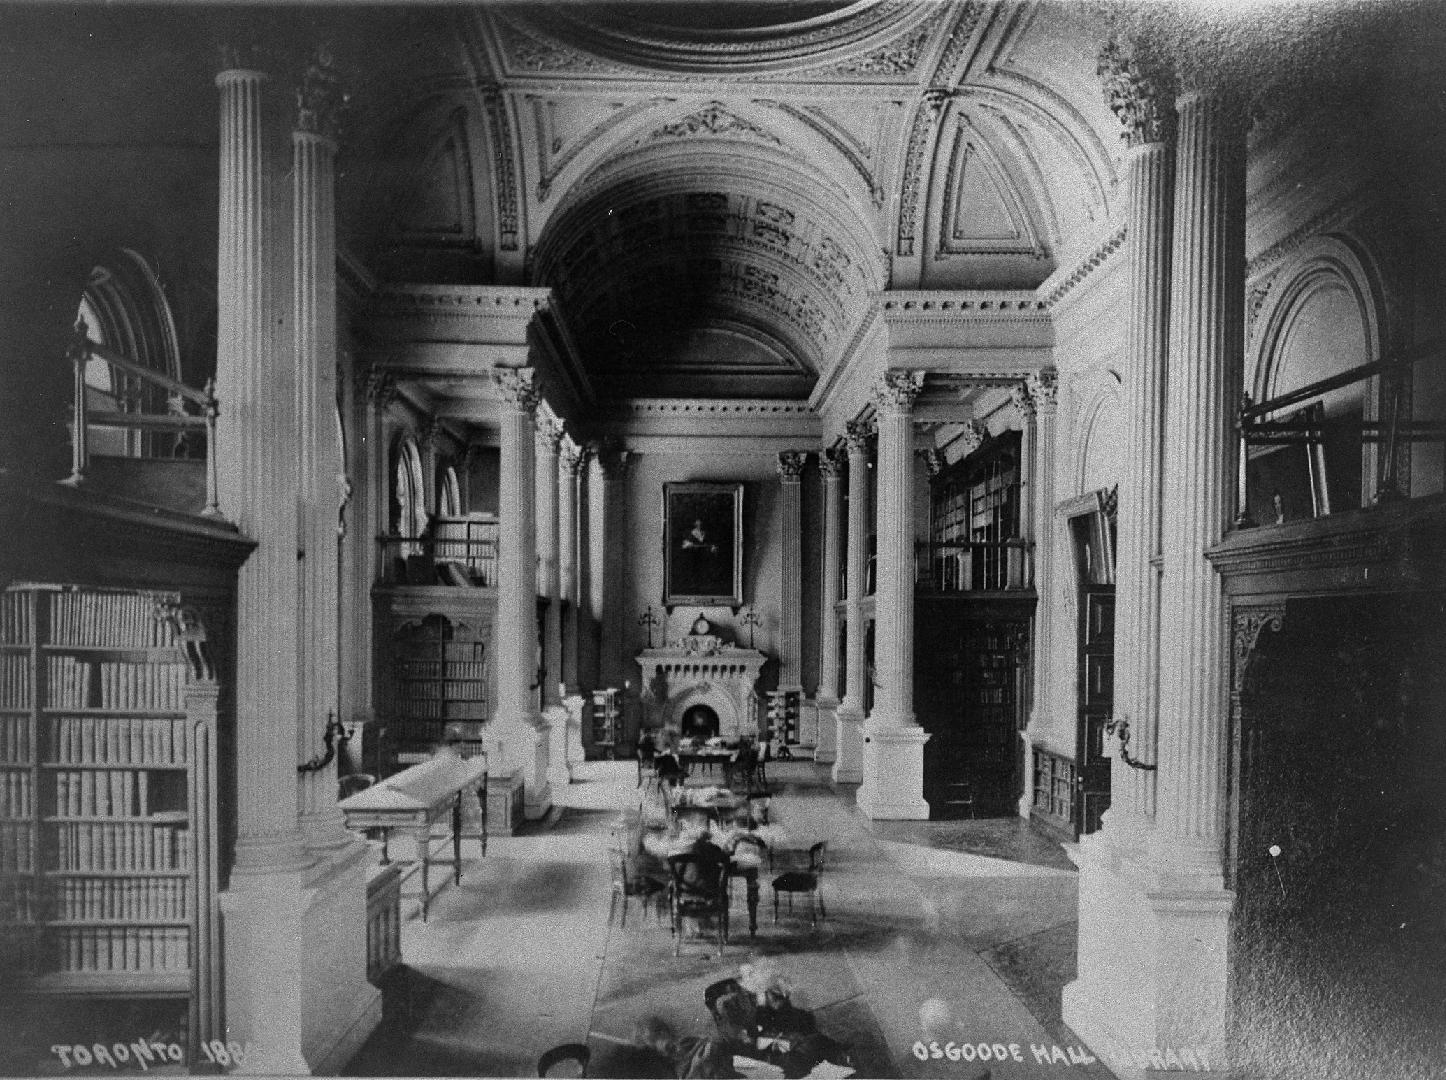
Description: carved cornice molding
1040,223,1128,309
1245,187,1368,281
491,366,539,414
373,284,552,319
1097,35,1177,148
873,369,926,416
777,450,809,480
617,398,814,419
1026,369,1058,410
478,84,521,251
878,291,1049,321
896,93,945,258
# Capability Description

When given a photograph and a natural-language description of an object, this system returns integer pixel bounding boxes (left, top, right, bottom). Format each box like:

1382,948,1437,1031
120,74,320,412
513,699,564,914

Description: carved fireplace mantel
637,633,767,739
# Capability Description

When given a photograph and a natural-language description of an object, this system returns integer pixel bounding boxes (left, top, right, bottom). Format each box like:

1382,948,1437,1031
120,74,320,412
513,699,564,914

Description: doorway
1068,493,1115,835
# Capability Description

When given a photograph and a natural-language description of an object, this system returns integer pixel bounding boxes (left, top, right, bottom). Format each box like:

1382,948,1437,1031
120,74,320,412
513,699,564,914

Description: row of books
0,716,32,763
1,655,32,709
53,877,188,922
55,770,160,819
3,770,34,819
47,657,186,712
401,682,489,698
50,716,190,766
0,879,35,921
0,823,35,872
48,590,177,649
396,661,488,679
0,591,34,646
396,703,489,720
52,926,191,973
53,822,191,872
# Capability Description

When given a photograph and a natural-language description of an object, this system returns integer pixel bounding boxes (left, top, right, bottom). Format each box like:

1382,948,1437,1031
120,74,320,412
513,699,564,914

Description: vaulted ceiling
343,0,1127,404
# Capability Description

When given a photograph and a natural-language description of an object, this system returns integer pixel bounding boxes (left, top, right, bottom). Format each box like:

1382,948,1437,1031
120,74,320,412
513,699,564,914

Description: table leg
415,827,431,922
746,870,759,936
453,792,464,885
477,785,488,857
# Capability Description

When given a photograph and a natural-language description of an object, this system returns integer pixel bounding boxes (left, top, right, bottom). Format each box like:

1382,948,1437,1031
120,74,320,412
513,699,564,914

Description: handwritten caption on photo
50,1040,252,1070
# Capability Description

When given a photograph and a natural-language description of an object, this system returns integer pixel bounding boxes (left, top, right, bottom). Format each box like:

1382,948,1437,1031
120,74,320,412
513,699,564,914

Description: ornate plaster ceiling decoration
533,140,883,401
487,0,952,80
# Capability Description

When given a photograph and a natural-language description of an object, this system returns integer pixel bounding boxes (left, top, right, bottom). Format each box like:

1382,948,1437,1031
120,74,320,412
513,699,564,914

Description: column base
1064,833,1235,1079
301,844,383,1073
1017,727,1035,818
856,721,930,820
814,696,839,764
830,704,864,784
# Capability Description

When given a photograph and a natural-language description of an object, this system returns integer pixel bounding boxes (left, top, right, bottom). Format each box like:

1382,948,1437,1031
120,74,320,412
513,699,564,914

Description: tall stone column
1102,41,1177,843
583,444,608,704
536,415,564,713
777,451,808,696
605,449,634,741
815,447,846,764
291,55,351,848
493,367,549,816
559,438,583,695
1010,384,1039,817
214,55,310,1075
857,371,930,819
831,419,872,785
1017,371,1058,813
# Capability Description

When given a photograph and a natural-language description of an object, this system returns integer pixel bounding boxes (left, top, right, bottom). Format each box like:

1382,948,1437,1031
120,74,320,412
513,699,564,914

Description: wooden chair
745,791,771,827
608,846,665,928
667,852,730,957
536,1042,590,1078
772,841,827,928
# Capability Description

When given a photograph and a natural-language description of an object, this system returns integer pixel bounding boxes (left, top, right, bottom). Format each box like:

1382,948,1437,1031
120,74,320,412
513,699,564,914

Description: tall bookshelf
590,688,620,758
765,690,801,746
387,614,490,767
1,584,219,1057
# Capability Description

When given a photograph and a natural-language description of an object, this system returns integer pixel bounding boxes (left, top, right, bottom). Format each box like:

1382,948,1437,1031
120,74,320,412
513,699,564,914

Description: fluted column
583,444,608,705
831,420,872,785
1103,46,1177,843
535,415,564,714
1021,371,1059,761
559,438,584,696
345,368,395,747
1152,89,1246,878
777,451,808,694
493,367,547,813
215,54,313,1076
857,371,930,819
815,448,846,764
1010,385,1039,816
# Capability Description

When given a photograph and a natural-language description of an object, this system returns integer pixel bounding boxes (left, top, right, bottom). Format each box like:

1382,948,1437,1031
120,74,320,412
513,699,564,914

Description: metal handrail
61,324,220,517
1236,337,1445,525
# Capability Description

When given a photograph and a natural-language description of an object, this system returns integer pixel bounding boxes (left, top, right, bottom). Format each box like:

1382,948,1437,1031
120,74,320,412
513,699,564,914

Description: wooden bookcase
1,583,219,1051
386,614,489,766
590,689,620,757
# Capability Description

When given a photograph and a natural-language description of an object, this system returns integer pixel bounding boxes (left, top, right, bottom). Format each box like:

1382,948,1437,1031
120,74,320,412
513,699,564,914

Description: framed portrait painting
663,482,743,607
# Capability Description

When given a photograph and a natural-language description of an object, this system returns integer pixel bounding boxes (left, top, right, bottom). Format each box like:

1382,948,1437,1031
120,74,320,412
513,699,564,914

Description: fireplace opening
680,703,720,742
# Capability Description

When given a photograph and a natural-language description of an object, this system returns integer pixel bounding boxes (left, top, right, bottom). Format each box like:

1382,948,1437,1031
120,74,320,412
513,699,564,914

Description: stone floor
343,760,1114,1079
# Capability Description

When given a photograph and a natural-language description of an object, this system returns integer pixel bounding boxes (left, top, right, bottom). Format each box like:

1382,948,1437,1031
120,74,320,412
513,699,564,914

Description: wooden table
339,752,489,921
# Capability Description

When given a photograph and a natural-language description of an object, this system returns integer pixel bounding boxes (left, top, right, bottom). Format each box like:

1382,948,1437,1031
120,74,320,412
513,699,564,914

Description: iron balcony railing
62,325,220,516
914,539,1034,593
378,516,499,586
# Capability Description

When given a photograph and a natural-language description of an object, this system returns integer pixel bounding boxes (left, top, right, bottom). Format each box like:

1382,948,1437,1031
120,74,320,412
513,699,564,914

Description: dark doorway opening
680,703,719,741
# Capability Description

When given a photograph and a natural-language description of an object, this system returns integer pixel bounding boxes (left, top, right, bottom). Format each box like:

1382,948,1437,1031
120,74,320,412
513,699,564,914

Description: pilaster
1020,370,1059,813
536,414,564,712
815,447,845,764
777,450,808,693
559,439,584,696
831,419,872,785
858,371,930,820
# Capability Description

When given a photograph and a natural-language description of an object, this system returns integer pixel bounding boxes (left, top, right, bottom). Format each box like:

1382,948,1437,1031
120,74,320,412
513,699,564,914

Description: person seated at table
634,1016,739,1079
655,749,686,787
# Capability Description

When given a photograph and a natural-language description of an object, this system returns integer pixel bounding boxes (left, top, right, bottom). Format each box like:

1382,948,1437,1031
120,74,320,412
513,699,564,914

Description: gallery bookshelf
386,614,490,768
0,583,219,1057
765,689,801,746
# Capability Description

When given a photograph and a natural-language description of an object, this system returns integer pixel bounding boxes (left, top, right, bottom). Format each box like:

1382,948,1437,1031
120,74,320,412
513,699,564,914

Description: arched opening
680,703,720,742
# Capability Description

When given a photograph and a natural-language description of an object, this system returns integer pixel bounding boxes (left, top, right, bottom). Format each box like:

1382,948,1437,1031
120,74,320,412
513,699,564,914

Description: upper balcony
378,516,498,588
915,538,1034,596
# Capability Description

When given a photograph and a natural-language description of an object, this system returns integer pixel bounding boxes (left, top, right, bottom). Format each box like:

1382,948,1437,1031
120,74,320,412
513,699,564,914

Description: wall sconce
299,711,351,773
1104,717,1156,772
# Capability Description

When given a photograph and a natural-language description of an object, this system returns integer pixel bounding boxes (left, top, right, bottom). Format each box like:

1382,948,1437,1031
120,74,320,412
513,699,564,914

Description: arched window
73,252,182,459
393,437,428,544
440,466,461,518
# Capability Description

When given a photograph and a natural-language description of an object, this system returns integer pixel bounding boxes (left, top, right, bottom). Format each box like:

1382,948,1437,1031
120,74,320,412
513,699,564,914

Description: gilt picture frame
662,481,743,608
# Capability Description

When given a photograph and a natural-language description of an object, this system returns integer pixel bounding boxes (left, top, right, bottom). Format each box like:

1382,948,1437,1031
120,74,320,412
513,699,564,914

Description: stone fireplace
636,629,767,740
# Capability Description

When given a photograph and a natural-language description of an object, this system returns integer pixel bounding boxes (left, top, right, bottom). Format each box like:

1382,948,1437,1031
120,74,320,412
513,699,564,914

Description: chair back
808,841,827,872
732,833,768,863
668,852,728,905
536,1042,590,1078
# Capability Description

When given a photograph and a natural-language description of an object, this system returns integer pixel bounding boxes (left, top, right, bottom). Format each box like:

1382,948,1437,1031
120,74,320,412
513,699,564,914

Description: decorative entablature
1037,220,1128,314
593,398,822,445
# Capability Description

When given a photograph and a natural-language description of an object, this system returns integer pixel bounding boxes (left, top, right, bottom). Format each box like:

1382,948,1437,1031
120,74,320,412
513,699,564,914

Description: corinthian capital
872,370,926,416
535,414,566,455
560,438,588,477
1098,34,1177,147
777,451,809,481
1026,370,1059,411
1010,381,1036,423
819,447,847,478
492,366,539,414
843,418,874,454
916,448,944,477
296,43,347,139
960,420,989,455
361,365,396,408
